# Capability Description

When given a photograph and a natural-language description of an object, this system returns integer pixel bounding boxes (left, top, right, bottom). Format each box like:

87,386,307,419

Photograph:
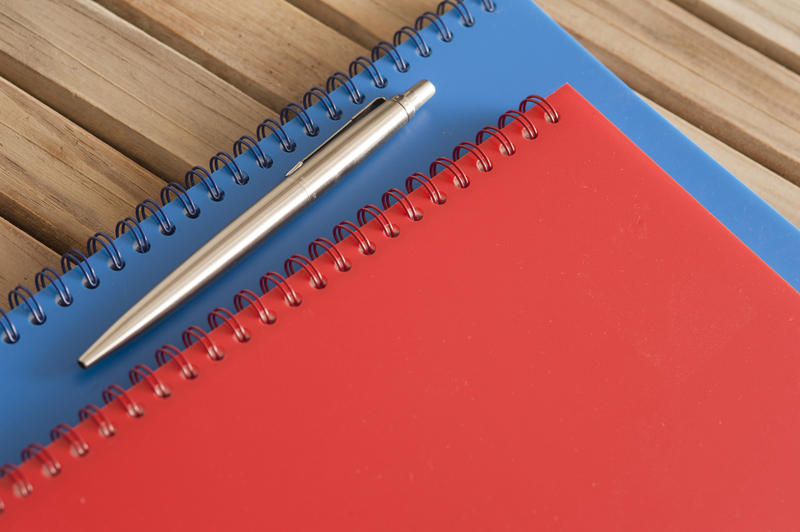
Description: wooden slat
289,0,800,189
671,0,800,75
534,0,800,186
94,0,365,111
0,75,163,253
0,217,59,299
0,0,273,181
642,95,800,229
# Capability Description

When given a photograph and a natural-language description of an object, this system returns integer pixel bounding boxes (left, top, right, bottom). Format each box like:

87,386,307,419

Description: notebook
2,84,797,530
0,0,798,466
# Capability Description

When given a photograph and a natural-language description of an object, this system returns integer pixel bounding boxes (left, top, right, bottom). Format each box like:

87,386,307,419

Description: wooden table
0,0,798,298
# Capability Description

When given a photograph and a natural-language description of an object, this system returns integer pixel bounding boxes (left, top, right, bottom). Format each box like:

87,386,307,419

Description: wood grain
535,0,800,186
0,0,274,181
642,95,800,229
671,0,800,75
0,217,58,299
289,0,800,189
94,0,365,111
0,75,163,254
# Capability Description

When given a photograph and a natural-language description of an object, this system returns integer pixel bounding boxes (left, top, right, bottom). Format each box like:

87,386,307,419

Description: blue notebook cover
0,0,797,464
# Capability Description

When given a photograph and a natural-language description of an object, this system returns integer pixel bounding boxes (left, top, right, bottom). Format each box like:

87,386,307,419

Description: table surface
0,0,797,299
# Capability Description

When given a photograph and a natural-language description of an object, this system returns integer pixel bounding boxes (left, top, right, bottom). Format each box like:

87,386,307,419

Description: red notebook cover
2,85,798,531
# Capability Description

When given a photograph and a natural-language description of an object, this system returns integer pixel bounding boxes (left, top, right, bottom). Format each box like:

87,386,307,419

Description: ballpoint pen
78,79,435,368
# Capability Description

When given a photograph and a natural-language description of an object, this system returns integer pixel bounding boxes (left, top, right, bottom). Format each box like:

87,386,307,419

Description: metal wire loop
115,216,151,253
436,0,474,26
160,182,201,218
382,188,423,221
256,118,296,152
78,404,115,437
210,151,248,185
0,308,19,344
357,204,399,237
259,271,301,307
518,94,560,123
308,237,351,272
129,364,171,398
182,325,224,361
136,198,176,235
280,102,320,137
8,285,46,325
476,125,516,155
405,172,446,205
481,0,496,11
498,109,538,139
430,157,470,188
21,443,61,477
35,267,72,306
349,56,387,88
155,344,198,379
233,288,275,324
415,11,453,42
102,384,144,418
453,141,493,171
233,135,272,169
393,26,431,57
371,41,409,72
185,166,224,202
326,71,365,104
303,87,342,120
208,307,250,342
87,232,125,271
0,464,32,497
285,254,327,289
49,423,89,457
61,249,100,288
333,220,376,255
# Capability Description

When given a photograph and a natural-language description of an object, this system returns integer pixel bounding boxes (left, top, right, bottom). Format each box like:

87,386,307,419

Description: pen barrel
78,80,434,367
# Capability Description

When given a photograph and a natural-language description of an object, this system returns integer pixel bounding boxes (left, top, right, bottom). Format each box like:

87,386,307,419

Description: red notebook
2,85,798,531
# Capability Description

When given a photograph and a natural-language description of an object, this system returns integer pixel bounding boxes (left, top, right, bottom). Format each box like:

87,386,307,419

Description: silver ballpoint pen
79,79,435,368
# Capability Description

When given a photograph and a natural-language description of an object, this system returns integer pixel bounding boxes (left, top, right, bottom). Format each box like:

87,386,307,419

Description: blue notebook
1,0,797,464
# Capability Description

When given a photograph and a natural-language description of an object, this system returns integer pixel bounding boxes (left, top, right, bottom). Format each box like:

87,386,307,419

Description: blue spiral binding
159,183,200,219
210,151,248,185
279,102,319,137
256,118,296,152
34,267,73,306
371,41,410,73
2,0,494,344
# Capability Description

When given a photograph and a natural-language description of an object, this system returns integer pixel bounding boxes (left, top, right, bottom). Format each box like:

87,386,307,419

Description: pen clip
286,97,387,177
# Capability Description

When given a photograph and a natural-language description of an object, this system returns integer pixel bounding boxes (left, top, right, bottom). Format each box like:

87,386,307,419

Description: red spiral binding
285,254,327,289
102,384,144,418
430,157,470,188
476,125,515,155
333,221,375,255
233,289,276,324
2,91,559,517
129,364,172,398
20,443,60,477
357,204,400,237
182,325,225,360
308,237,351,272
49,423,89,457
0,464,32,497
208,307,251,342
77,404,115,437
259,272,302,307
382,188,423,221
155,344,199,379
452,141,493,171
405,172,446,205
